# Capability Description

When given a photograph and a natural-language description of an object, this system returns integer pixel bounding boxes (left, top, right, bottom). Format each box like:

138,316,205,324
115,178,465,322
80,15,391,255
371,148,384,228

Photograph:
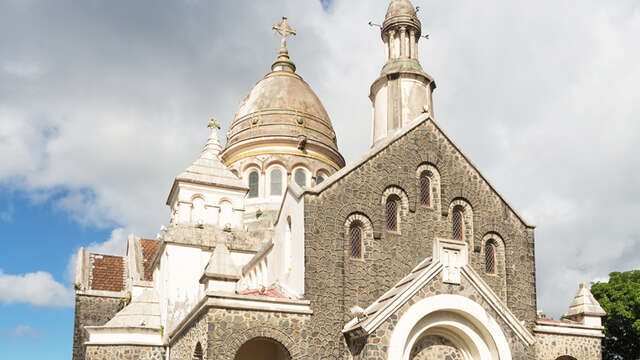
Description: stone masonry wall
303,119,537,357
205,308,311,359
85,345,164,360
535,332,602,360
169,310,208,360
354,273,534,360
72,294,123,360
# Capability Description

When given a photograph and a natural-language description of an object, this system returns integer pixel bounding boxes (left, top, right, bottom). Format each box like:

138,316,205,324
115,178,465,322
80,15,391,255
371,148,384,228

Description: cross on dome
272,16,296,53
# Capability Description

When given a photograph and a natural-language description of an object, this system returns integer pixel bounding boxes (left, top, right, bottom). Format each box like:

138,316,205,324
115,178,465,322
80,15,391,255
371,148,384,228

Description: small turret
562,283,606,327
370,0,436,145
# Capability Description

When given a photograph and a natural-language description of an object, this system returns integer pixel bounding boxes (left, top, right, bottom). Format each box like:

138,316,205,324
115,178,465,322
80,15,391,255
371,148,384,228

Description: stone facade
410,335,465,360
302,119,537,355
535,332,602,359
72,294,123,360
205,308,310,359
169,311,208,360
85,345,165,360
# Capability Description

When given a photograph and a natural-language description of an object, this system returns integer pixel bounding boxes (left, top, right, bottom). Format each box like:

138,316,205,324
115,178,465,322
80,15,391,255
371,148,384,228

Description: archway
234,337,291,360
387,294,512,360
556,357,577,360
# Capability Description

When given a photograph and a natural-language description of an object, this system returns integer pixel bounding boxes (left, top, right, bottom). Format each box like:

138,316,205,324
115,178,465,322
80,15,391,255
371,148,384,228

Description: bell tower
370,0,436,145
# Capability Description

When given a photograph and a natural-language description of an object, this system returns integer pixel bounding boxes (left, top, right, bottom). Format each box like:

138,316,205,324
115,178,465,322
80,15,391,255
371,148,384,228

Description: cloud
0,325,45,339
0,202,13,222
0,269,74,307
0,0,638,318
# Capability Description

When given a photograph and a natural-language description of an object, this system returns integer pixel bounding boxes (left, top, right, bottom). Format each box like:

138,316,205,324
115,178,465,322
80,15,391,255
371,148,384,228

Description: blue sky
1,0,639,358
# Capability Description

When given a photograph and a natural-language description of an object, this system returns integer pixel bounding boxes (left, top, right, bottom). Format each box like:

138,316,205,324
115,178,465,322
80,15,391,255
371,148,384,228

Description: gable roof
342,256,536,346
564,283,606,318
284,113,533,228
90,254,125,292
140,238,159,281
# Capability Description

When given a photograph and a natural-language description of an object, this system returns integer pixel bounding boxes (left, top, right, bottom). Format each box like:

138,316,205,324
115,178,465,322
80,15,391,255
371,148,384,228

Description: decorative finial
272,16,296,53
207,117,221,130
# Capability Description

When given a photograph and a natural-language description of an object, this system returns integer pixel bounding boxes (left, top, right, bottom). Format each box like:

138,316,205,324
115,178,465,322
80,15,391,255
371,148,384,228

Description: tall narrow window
316,175,325,185
419,172,431,206
386,195,400,231
452,206,463,240
270,168,283,196
294,169,306,187
248,171,259,198
193,342,203,360
349,221,363,259
485,242,496,274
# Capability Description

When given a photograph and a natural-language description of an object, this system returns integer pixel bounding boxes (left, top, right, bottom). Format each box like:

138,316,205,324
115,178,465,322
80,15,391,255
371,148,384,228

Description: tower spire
369,0,436,145
203,117,223,159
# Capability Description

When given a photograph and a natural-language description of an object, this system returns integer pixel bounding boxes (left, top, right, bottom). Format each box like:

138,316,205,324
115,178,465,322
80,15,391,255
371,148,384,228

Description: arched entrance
234,337,291,360
387,294,512,360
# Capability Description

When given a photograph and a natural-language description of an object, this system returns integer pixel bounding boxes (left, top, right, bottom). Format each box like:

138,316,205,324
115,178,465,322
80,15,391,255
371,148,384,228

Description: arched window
419,171,431,206
349,221,363,259
485,241,496,274
193,342,203,360
270,168,283,196
452,206,464,240
386,195,400,231
294,169,306,187
316,175,325,185
248,170,259,198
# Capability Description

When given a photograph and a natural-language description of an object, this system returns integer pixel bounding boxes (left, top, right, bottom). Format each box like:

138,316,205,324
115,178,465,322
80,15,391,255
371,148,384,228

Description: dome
223,51,342,160
385,0,416,18
382,0,421,35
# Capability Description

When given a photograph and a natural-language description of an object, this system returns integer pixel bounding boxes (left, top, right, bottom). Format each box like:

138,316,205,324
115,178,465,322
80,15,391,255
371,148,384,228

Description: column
384,34,390,63
388,29,396,59
399,26,406,58
409,29,416,59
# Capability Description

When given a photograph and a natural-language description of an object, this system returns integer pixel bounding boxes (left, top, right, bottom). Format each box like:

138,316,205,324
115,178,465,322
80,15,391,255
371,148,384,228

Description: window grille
248,171,259,198
193,342,203,360
270,168,283,196
349,221,362,259
485,242,495,273
294,169,306,187
419,173,431,206
452,207,463,240
386,195,399,231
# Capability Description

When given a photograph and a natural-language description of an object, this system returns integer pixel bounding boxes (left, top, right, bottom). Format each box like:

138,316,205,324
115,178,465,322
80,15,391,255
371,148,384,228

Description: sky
1,0,639,358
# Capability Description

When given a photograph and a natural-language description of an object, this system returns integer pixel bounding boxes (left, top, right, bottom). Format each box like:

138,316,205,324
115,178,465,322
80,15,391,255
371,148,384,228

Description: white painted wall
168,182,245,229
268,188,305,297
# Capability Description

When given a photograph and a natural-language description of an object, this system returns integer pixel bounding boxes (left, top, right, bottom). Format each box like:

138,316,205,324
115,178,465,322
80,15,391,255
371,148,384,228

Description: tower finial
203,117,222,159
272,16,296,53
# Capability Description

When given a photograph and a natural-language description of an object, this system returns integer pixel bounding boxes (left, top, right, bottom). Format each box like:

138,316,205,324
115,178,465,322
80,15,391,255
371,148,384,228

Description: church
71,1,607,359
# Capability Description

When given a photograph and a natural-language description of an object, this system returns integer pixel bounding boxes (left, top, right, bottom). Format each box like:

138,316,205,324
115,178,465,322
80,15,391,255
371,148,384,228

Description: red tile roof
140,238,159,281
91,255,124,292
538,317,561,324
238,287,286,299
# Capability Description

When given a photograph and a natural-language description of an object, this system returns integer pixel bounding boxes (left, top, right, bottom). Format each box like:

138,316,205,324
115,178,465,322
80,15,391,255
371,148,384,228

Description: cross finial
272,16,296,52
207,117,221,130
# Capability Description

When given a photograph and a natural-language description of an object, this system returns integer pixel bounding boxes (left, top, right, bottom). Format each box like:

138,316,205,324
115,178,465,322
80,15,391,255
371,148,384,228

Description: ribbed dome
382,0,421,35
225,61,339,153
386,0,416,18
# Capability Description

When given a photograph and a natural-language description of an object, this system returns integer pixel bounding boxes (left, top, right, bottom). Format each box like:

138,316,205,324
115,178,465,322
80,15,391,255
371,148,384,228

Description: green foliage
591,270,640,360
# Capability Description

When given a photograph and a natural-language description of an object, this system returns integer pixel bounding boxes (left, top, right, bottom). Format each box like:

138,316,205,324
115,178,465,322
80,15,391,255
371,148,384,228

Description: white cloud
0,202,13,222
0,0,638,318
0,325,45,339
0,269,73,307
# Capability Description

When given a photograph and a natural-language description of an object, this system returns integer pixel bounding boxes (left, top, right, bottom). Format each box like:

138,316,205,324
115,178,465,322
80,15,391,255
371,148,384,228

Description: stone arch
382,186,410,234
387,294,512,360
556,357,577,360
223,327,299,360
344,212,374,260
415,162,441,212
241,161,262,174
447,198,474,249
